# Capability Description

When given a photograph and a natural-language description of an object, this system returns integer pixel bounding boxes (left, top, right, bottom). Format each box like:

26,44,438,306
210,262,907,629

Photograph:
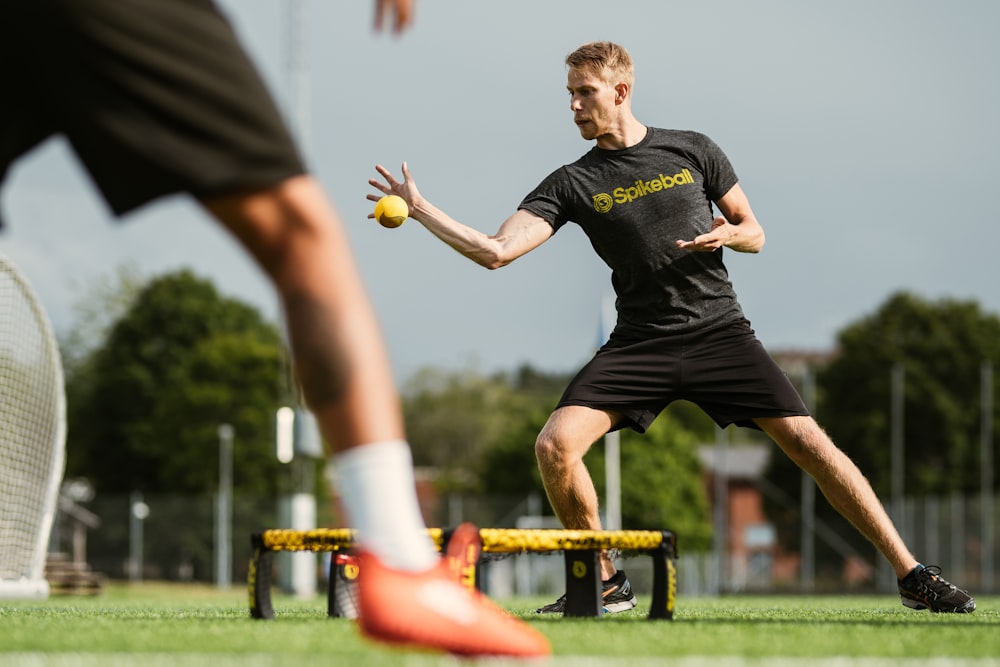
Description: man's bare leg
756,415,918,578
202,176,438,570
535,405,620,580
204,175,400,450
201,175,551,655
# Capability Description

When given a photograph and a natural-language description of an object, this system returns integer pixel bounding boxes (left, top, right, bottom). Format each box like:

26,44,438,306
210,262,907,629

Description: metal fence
47,490,998,598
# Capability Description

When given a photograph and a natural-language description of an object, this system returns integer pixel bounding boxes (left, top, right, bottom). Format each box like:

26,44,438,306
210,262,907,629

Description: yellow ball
374,195,408,228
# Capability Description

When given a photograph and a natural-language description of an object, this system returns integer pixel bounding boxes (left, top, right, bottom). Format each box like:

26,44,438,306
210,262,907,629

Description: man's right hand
373,0,414,34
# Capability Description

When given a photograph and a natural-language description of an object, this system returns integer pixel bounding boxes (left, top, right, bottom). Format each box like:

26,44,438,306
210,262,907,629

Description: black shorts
0,0,305,225
557,319,809,433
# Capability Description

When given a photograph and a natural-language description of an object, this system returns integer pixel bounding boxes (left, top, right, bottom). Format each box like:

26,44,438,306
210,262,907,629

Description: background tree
477,402,551,498
403,364,567,494
403,366,516,493
59,263,144,376
819,291,1000,496
65,269,292,496
764,291,1000,571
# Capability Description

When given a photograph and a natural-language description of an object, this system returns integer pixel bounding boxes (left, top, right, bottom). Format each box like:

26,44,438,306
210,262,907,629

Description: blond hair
565,41,634,87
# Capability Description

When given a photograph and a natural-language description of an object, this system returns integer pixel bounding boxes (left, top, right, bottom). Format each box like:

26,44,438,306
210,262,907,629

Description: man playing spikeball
370,40,975,615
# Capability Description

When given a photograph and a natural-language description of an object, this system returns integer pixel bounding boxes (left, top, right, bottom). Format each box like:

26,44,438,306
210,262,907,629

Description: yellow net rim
256,527,670,553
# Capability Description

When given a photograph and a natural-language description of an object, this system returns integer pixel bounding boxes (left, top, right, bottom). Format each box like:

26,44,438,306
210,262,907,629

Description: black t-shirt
519,126,746,339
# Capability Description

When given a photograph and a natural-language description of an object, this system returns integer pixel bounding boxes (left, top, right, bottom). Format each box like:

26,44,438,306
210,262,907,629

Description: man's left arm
675,183,765,253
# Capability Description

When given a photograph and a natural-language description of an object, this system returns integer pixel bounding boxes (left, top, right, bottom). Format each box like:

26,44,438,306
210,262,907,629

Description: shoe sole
535,604,563,614
604,597,638,613
901,596,977,613
537,595,637,614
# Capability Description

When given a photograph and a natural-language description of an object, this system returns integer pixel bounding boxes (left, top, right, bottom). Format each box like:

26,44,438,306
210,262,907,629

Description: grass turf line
0,583,997,663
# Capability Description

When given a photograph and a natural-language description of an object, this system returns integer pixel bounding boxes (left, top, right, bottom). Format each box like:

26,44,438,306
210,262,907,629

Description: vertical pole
128,491,148,582
290,489,317,598
880,364,905,592
800,366,816,592
449,494,464,527
600,293,622,532
605,430,621,531
289,0,310,148
217,424,234,589
712,425,727,594
891,365,905,520
950,492,965,582
981,362,994,592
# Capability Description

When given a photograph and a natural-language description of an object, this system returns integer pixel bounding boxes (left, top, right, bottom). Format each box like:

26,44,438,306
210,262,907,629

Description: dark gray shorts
0,0,305,224
558,318,809,433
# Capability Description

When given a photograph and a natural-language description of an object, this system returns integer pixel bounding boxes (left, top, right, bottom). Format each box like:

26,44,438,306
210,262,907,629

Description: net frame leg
248,533,275,620
648,530,677,620
327,550,338,618
563,549,603,617
328,550,361,619
0,580,50,600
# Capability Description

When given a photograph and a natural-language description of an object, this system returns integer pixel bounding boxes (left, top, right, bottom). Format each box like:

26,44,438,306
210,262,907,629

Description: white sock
334,439,439,572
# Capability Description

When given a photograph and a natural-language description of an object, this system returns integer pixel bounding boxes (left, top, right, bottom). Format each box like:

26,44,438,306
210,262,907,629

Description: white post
276,409,319,598
290,492,317,598
216,424,234,589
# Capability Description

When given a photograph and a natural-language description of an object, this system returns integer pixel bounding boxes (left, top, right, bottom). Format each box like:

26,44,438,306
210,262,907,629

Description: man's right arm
410,203,553,270
369,161,553,269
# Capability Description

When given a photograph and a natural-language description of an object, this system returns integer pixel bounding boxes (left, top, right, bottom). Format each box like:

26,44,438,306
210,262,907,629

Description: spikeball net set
249,527,677,620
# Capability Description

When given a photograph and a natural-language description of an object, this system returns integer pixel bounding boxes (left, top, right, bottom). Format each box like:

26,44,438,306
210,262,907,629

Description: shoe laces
911,565,956,596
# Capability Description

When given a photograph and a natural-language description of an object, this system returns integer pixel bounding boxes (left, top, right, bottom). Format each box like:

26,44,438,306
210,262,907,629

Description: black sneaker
898,564,976,613
536,569,637,614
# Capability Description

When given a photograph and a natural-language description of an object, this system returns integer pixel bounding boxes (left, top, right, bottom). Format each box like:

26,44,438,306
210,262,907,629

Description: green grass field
1,583,998,665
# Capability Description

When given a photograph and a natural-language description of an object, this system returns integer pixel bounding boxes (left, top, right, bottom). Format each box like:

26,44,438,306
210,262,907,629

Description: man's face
567,67,619,141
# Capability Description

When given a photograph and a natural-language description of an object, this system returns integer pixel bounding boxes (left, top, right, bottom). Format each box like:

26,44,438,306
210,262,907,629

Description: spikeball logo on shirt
592,169,694,213
592,193,614,213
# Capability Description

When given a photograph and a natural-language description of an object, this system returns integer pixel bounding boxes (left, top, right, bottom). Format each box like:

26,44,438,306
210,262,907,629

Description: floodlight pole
800,367,817,592
890,365,905,522
981,362,994,592
878,364,905,593
289,0,310,148
600,293,622,531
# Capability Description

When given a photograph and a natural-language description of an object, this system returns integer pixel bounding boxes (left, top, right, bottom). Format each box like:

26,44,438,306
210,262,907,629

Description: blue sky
2,0,998,384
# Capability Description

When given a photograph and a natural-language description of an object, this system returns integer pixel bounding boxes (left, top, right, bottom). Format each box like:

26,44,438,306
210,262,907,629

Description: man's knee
534,427,564,470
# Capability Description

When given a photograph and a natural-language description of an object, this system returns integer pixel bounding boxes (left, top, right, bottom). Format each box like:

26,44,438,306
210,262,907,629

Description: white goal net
0,254,66,599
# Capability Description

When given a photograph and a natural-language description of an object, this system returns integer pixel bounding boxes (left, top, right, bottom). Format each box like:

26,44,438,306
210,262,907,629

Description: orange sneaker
356,547,551,657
